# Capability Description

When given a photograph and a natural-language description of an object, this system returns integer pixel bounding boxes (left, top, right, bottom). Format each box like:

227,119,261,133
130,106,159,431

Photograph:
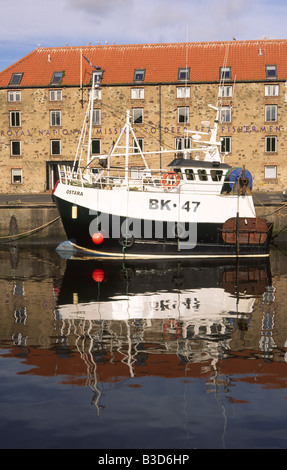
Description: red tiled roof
1,39,287,87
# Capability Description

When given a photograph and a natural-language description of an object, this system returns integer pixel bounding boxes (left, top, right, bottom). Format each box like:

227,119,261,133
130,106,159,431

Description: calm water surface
1,244,287,450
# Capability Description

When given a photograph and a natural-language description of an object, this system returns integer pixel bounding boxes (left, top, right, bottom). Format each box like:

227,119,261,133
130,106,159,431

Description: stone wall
0,81,286,193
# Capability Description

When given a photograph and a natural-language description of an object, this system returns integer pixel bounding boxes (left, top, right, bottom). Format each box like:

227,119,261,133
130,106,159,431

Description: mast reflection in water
1,247,287,449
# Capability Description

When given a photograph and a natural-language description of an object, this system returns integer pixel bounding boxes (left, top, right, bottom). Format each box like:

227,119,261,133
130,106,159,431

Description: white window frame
8,90,21,102
10,111,21,127
133,138,144,153
132,108,143,124
91,138,101,155
50,110,61,126
175,137,191,150
178,68,190,81
131,88,144,100
89,88,102,100
51,139,61,155
221,136,231,153
176,86,190,99
92,109,101,125
264,165,277,179
11,168,22,184
220,66,231,80
49,90,62,101
51,71,64,85
178,107,189,123
220,107,231,123
219,85,233,98
265,84,279,97
11,141,21,156
265,105,277,122
265,136,277,153
266,65,277,79
134,69,145,82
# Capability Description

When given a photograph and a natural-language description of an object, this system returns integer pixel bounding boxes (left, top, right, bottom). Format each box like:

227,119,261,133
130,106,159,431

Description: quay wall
0,199,287,246
0,203,65,245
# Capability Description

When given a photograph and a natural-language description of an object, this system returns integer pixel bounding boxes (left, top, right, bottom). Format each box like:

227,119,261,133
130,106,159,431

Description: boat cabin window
210,170,223,181
173,168,182,178
185,169,194,180
198,169,208,181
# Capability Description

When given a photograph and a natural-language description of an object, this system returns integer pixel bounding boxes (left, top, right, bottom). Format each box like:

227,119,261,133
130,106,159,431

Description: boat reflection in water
55,257,274,410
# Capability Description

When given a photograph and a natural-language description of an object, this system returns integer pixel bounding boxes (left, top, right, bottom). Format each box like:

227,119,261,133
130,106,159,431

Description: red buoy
92,232,104,244
92,269,104,283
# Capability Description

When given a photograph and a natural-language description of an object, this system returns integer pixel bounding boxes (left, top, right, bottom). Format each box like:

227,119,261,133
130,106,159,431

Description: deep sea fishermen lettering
98,455,133,467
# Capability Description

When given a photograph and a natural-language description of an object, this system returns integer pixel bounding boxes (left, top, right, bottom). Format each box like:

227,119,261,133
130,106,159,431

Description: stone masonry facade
0,41,286,193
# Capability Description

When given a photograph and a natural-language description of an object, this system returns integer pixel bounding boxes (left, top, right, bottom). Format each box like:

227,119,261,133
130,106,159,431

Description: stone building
0,39,286,194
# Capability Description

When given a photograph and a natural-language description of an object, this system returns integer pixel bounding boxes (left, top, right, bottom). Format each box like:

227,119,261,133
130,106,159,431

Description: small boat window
198,169,208,181
185,169,194,180
210,170,223,181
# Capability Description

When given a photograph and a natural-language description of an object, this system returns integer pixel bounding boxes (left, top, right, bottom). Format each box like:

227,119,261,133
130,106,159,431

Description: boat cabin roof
168,158,230,170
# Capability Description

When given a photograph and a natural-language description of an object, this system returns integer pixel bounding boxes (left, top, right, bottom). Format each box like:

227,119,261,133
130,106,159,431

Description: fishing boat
53,73,273,259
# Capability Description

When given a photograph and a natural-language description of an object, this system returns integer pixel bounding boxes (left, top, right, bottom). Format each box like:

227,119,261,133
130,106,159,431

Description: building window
133,138,144,153
10,111,21,127
134,69,145,82
266,65,277,79
178,68,190,81
132,108,143,124
219,85,233,98
131,88,144,100
8,90,21,102
92,109,101,125
51,140,61,155
264,165,277,179
51,71,64,85
91,139,101,155
11,141,21,156
265,136,277,153
265,84,279,96
91,70,103,86
265,105,277,122
131,167,145,178
11,168,22,184
50,110,61,126
175,137,191,151
220,67,231,80
221,136,231,153
9,73,23,86
178,107,189,123
176,87,190,98
89,88,102,100
49,90,62,101
220,107,231,123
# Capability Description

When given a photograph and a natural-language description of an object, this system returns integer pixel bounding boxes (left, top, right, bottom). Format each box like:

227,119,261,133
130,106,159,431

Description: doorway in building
46,161,74,190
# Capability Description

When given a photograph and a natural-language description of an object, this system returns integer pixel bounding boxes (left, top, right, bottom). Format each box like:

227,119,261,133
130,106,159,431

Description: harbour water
1,243,287,449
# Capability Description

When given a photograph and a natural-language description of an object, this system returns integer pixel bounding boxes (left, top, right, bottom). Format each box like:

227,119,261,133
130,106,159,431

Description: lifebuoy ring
163,320,181,337
160,171,180,187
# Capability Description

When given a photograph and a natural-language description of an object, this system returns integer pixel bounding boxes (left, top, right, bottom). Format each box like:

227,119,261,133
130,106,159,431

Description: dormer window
51,71,64,85
91,69,103,86
266,65,277,79
9,73,23,86
134,69,145,82
178,68,190,81
220,66,231,80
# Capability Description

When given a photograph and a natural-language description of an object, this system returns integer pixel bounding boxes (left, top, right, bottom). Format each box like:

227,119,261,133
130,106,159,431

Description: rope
253,194,287,216
0,216,60,243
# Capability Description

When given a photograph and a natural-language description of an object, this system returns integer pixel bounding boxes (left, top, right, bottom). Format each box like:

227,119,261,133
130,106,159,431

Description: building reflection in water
52,257,277,412
1,246,285,416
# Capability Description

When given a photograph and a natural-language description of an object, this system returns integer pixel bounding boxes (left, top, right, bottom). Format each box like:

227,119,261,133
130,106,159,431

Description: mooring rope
0,216,60,243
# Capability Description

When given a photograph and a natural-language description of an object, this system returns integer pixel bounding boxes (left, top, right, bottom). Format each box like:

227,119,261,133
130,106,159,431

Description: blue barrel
228,167,253,191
